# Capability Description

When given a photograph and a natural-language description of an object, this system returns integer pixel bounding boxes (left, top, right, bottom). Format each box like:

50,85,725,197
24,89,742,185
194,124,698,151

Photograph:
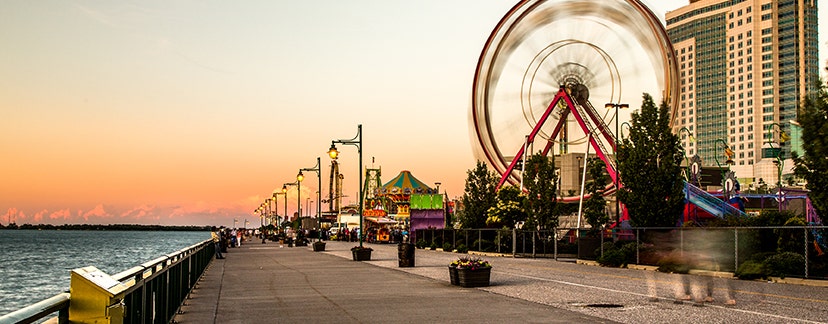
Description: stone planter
352,249,372,261
312,241,326,252
398,243,415,267
456,267,491,288
448,266,458,285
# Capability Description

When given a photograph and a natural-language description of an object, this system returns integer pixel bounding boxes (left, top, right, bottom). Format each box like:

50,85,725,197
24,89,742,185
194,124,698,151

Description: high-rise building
666,0,818,186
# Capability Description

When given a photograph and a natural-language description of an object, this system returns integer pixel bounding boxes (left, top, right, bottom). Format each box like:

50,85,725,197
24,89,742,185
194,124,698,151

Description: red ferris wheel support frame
495,87,620,193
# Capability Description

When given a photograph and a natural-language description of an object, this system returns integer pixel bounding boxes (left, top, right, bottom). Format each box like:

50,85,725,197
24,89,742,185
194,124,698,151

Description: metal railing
1,239,215,324
415,226,828,279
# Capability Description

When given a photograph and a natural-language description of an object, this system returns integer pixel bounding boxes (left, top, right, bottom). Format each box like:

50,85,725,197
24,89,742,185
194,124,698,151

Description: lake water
0,230,210,317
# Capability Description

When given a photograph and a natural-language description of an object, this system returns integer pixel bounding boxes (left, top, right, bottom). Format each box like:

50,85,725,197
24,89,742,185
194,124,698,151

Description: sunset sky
2,1,826,227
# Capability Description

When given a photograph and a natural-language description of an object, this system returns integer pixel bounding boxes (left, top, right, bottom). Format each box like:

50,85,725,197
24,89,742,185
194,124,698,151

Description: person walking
211,227,225,259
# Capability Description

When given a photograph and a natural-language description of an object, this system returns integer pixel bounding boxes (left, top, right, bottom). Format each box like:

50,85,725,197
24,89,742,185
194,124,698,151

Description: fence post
453,230,456,249
734,228,739,273
636,228,640,265
805,227,809,278
497,230,501,253
512,229,517,256
478,230,482,252
532,230,537,258
554,229,558,261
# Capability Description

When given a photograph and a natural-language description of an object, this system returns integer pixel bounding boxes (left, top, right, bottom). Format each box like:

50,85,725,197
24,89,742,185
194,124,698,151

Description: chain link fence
414,226,827,279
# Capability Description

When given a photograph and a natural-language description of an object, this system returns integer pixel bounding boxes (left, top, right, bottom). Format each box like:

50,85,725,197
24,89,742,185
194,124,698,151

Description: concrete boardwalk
174,240,607,324
175,240,828,324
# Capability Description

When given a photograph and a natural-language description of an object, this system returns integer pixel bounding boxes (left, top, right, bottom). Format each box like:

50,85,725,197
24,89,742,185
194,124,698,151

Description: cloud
82,204,112,221
33,209,48,223
50,209,72,221
120,205,157,220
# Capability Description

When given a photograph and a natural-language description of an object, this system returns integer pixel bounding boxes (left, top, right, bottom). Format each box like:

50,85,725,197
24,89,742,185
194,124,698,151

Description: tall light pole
275,189,288,228
714,139,736,212
767,123,790,211
678,127,696,180
271,190,281,226
605,102,628,226
329,124,364,247
267,198,274,226
299,157,322,240
713,139,735,179
283,182,298,228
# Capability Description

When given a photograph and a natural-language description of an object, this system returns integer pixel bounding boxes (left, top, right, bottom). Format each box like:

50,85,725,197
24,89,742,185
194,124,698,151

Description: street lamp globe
328,143,339,159
297,170,304,182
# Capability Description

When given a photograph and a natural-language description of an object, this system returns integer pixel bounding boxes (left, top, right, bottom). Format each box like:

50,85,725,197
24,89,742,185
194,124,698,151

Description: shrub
597,249,627,267
456,244,469,253
656,252,690,274
415,239,427,249
764,252,805,279
429,242,438,250
442,242,453,251
735,260,767,280
595,241,637,268
471,239,494,252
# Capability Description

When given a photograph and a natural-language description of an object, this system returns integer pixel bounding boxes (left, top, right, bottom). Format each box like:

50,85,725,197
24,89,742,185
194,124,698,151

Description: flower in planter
351,246,373,252
450,257,491,270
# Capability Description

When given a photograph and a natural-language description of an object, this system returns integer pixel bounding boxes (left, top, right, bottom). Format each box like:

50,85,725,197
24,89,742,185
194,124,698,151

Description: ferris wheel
471,0,678,190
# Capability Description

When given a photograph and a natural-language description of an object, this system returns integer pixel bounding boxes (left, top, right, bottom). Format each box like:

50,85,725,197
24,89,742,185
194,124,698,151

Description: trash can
69,266,127,324
398,243,415,267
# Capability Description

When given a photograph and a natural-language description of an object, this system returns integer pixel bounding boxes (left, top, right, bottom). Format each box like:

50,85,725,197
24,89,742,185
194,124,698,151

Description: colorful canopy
379,170,435,195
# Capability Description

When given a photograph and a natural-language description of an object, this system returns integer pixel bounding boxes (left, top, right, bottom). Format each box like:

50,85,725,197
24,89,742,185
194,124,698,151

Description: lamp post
299,157,322,240
678,127,696,181
605,102,629,226
283,182,298,228
329,124,364,247
275,189,288,228
767,123,789,211
271,190,281,227
714,139,736,210
713,139,735,178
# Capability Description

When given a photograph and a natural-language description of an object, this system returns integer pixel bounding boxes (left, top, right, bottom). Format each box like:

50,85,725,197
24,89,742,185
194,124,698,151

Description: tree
617,93,685,227
459,161,499,228
485,185,526,228
523,152,558,229
583,157,610,231
793,83,828,218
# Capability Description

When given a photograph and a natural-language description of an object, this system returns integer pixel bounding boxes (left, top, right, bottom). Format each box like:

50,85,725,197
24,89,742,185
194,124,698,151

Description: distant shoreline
0,223,212,231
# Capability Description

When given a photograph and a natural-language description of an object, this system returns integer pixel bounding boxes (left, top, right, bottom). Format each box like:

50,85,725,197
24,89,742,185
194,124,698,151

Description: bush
456,244,469,253
656,252,690,274
764,252,805,279
471,239,494,252
429,242,438,250
735,260,767,280
442,242,453,251
597,249,627,267
595,241,637,268
415,239,427,249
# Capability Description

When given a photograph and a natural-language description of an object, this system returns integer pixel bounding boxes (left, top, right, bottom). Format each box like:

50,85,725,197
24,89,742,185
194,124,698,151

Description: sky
2,1,826,227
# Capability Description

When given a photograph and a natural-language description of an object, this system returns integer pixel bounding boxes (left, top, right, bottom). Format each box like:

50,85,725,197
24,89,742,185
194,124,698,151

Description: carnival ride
471,0,678,223
468,0,827,240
